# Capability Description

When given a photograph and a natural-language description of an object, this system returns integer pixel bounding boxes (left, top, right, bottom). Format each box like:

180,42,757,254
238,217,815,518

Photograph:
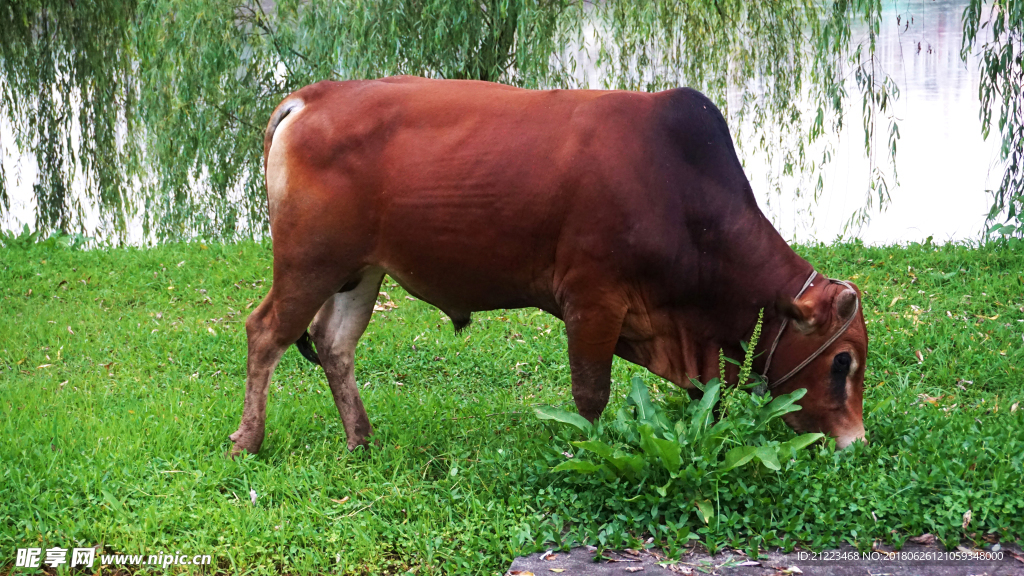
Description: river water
0,0,1003,245
759,0,1003,244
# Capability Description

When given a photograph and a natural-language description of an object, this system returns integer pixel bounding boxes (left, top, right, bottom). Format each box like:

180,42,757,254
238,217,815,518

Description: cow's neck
700,210,814,381
635,208,814,387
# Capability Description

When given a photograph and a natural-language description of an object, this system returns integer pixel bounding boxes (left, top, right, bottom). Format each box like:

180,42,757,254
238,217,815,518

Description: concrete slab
507,541,1024,576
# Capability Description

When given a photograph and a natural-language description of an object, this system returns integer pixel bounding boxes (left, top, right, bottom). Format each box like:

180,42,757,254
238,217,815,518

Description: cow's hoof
346,436,372,452
228,426,264,457
228,441,261,459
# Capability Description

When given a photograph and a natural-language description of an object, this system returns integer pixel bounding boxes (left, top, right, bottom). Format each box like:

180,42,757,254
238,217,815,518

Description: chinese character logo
44,547,67,567
15,548,41,568
71,547,96,567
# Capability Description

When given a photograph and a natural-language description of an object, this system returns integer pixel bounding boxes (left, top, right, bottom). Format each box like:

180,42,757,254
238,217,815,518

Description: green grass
1,237,1022,574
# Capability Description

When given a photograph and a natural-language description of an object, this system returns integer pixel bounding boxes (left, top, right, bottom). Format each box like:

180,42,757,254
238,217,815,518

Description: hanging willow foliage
0,0,140,236
963,0,1024,239
0,0,917,241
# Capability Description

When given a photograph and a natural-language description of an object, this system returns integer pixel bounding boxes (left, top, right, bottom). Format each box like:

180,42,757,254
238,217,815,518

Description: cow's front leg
564,301,627,422
309,270,384,451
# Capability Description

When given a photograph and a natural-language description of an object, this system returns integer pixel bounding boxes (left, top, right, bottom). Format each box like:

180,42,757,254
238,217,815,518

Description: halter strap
761,271,860,390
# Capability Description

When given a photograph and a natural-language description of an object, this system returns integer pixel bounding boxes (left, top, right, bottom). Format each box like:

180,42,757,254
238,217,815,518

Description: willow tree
0,0,140,236
0,0,979,242
963,0,1024,240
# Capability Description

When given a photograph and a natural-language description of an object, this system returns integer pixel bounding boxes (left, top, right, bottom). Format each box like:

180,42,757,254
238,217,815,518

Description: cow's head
770,279,867,449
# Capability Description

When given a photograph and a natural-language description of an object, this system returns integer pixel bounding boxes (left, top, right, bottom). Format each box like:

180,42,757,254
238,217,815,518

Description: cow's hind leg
309,269,385,450
563,300,627,422
229,276,339,456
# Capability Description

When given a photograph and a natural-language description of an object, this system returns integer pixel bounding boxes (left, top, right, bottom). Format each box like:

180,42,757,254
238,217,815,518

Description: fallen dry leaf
508,571,535,576
782,567,802,575
1012,402,1019,413
909,533,936,545
623,549,641,557
736,560,761,566
962,509,972,530
917,393,942,406
915,350,924,363
67,326,74,335
625,568,644,573
549,570,565,574
374,292,398,311
541,550,557,561
329,496,349,505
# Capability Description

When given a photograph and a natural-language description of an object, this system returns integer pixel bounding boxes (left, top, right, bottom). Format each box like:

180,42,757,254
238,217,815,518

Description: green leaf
571,440,642,478
613,407,638,444
102,489,126,515
754,388,807,429
642,429,682,474
868,396,894,417
571,439,614,459
688,381,720,440
535,406,592,434
673,419,687,442
626,377,658,425
551,460,605,474
777,433,825,459
719,445,758,471
695,500,714,524
754,446,781,471
612,450,646,478
638,424,661,460
701,418,733,456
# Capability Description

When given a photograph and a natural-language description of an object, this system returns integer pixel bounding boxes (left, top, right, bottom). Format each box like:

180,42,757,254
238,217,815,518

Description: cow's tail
263,98,305,169
294,331,321,366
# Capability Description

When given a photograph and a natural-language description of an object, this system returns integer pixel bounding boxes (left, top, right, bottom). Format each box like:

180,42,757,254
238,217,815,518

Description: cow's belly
371,193,563,317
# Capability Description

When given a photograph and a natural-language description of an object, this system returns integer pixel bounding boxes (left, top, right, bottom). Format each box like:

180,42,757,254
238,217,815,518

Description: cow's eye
832,352,852,374
829,352,852,403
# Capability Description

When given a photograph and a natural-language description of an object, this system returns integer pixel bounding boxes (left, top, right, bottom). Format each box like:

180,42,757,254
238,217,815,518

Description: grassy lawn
1,238,1022,575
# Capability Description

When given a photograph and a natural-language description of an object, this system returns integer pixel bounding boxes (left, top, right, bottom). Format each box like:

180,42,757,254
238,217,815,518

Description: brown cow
228,76,868,456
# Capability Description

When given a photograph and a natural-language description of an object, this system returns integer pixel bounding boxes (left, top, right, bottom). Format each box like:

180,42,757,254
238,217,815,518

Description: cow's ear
836,287,858,320
776,295,817,334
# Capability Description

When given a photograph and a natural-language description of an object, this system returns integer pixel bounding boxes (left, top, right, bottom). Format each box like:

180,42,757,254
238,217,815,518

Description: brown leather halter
760,270,860,391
